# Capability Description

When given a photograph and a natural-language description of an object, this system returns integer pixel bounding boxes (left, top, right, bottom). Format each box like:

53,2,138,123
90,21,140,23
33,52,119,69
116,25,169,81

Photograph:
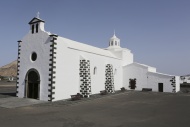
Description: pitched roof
28,17,45,24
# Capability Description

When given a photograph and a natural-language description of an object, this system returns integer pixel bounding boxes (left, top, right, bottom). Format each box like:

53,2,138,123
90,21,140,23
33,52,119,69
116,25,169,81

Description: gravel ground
0,82,190,127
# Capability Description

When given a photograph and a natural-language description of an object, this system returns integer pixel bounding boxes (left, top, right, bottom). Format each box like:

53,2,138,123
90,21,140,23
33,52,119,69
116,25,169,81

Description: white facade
123,63,180,92
180,75,190,84
16,16,180,101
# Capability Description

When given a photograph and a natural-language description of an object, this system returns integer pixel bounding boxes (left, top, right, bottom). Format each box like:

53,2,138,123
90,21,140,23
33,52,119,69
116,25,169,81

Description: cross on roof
37,12,40,18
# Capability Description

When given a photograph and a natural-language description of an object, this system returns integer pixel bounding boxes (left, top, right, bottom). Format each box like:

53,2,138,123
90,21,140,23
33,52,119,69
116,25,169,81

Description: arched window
115,41,117,45
94,67,97,75
32,25,34,34
111,41,113,46
36,24,38,33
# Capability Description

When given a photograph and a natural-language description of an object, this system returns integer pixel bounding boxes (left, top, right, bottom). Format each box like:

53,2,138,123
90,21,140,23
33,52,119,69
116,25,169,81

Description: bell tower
108,31,120,48
28,12,45,34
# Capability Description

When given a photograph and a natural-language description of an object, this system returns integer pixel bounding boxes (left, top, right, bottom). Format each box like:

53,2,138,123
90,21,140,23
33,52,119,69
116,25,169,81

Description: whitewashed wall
18,30,51,101
123,63,180,93
147,72,174,92
175,76,180,92
53,37,123,101
123,63,148,91
180,76,190,84
121,49,133,66
148,67,156,72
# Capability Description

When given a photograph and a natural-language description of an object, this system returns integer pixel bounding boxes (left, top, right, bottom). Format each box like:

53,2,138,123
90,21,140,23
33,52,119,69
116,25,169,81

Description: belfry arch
25,69,40,99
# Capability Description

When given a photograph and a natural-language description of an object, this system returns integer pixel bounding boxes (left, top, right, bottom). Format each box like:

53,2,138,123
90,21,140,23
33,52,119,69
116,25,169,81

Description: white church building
16,16,180,101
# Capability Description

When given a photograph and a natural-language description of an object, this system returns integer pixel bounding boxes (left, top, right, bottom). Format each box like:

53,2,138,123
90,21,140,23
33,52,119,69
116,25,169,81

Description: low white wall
147,72,175,93
175,76,180,92
123,63,179,93
123,64,148,91
148,67,156,73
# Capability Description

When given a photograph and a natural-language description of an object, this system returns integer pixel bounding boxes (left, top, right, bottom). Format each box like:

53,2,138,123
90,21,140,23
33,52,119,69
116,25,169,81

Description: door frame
25,68,40,99
158,83,163,92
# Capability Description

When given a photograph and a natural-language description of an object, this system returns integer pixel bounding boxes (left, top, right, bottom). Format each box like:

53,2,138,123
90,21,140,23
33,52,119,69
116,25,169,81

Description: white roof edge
134,62,156,69
123,62,148,68
148,71,177,77
122,48,131,52
104,47,131,52
123,62,156,69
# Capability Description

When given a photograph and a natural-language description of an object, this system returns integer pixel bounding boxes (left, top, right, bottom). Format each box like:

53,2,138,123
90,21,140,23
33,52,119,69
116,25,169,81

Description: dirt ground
0,81,190,127
0,81,16,97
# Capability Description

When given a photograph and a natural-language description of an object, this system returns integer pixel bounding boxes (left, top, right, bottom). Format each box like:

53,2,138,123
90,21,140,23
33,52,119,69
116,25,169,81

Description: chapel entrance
158,83,163,92
25,69,40,99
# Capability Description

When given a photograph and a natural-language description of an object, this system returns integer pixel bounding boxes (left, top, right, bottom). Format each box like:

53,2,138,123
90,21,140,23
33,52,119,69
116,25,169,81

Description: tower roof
110,30,119,40
108,31,121,48
111,34,118,39
29,12,45,24
110,34,119,40
28,17,45,24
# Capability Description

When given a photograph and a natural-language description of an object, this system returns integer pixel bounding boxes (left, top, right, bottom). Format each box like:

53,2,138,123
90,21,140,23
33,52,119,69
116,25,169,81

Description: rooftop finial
113,29,117,37
37,12,40,18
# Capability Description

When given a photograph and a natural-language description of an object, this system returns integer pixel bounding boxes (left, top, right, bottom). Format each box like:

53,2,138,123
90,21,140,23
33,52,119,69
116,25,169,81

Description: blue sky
0,0,189,76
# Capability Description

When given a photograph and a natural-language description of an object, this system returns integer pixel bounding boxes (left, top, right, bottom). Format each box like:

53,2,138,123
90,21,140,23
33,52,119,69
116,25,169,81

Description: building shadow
0,92,16,97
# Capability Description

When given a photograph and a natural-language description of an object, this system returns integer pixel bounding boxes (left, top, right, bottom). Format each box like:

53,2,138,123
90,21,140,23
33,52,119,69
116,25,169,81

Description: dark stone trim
49,34,58,37
105,64,115,93
79,60,91,98
170,76,176,93
16,40,22,97
48,35,58,101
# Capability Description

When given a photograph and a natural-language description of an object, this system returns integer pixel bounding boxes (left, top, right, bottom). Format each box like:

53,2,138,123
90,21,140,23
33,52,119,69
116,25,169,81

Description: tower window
36,24,38,33
32,25,34,34
111,41,113,46
115,41,117,45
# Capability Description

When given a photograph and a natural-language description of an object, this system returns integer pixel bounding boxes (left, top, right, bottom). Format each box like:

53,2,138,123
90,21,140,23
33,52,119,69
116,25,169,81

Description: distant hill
0,60,17,77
